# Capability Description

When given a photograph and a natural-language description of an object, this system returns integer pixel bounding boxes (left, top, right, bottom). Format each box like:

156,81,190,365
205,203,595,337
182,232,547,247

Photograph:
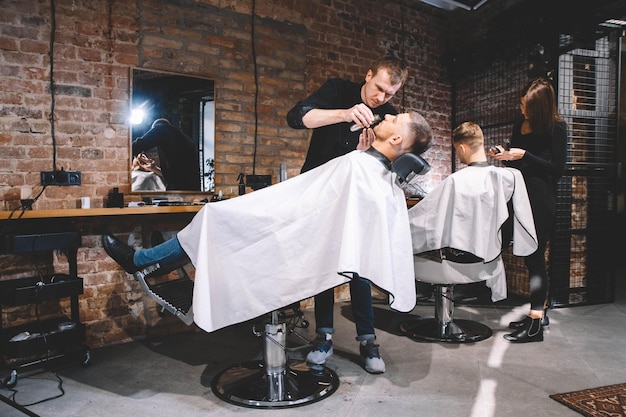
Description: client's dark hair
407,111,434,155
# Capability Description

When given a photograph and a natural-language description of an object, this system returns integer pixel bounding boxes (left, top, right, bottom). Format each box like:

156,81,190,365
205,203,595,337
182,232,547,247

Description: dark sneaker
306,334,333,365
360,341,385,374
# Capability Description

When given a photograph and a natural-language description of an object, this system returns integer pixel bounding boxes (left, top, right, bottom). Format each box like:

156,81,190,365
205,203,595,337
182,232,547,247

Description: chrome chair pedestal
211,311,339,408
399,284,492,343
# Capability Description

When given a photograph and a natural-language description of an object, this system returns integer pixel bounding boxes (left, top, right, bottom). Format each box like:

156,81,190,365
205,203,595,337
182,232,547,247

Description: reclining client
103,111,433,350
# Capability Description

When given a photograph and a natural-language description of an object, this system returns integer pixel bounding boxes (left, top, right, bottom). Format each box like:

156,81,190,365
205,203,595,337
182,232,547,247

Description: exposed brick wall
0,0,452,348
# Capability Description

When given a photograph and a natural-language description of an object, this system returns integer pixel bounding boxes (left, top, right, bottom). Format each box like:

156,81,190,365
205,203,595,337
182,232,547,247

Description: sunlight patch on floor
470,378,497,417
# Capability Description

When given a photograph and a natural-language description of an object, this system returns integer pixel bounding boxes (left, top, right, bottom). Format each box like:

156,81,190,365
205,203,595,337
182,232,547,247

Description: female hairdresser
489,77,568,343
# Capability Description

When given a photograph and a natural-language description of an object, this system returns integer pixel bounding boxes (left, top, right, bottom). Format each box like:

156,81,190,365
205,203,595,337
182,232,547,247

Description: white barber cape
178,150,416,333
408,165,538,301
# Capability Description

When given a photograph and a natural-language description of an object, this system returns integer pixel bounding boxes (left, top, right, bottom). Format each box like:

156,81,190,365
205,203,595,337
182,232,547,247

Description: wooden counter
1,197,419,220
406,197,421,208
0,205,204,220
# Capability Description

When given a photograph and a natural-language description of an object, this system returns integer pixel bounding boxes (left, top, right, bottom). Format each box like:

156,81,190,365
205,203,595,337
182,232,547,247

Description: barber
286,56,408,374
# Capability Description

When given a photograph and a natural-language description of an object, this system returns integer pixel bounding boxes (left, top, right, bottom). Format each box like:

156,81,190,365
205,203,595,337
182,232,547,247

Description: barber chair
210,152,430,406
399,249,502,343
400,162,534,345
132,231,195,324
132,232,339,408
133,260,194,324
133,150,432,406
210,308,339,409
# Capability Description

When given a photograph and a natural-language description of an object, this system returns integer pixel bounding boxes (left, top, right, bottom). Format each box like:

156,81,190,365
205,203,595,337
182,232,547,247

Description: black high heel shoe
508,308,549,329
503,317,543,343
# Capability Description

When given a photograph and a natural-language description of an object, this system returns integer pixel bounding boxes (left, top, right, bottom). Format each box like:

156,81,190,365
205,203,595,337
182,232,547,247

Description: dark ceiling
421,0,626,74
419,0,488,11
419,0,626,27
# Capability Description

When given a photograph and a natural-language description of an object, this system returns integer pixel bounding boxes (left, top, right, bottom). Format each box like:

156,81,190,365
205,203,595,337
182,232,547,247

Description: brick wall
0,0,452,348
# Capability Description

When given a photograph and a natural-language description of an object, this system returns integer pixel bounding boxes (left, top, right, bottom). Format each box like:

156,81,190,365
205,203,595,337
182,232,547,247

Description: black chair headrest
392,153,430,184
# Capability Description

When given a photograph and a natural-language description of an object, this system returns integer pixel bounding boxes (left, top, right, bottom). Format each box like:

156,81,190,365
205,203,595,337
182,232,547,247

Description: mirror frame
129,67,215,194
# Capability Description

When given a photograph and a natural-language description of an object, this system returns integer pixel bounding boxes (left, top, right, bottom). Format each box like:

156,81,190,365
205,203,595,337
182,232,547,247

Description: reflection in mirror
130,68,215,193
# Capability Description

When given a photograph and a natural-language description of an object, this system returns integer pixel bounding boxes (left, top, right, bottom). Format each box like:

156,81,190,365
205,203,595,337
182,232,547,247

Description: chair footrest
134,264,194,325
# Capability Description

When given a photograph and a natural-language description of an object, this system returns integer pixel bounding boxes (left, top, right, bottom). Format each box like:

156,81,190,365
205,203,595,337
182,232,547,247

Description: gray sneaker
360,341,385,374
306,334,333,365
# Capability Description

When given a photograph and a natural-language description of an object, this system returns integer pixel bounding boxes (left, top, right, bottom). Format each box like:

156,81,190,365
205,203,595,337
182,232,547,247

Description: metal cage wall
549,31,621,306
451,28,622,307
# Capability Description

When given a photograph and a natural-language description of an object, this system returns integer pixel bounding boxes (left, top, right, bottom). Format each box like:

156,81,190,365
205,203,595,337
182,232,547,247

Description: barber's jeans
133,236,190,268
314,274,376,341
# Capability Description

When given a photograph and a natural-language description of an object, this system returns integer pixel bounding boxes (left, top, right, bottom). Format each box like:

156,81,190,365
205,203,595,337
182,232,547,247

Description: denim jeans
314,273,375,340
133,236,189,268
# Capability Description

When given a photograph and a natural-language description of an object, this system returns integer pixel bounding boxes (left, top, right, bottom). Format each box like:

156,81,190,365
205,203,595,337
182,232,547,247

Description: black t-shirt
505,116,567,190
286,77,398,173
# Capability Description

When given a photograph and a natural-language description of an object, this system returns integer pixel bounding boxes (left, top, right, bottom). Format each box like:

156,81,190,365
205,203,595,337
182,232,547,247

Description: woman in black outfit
489,77,568,343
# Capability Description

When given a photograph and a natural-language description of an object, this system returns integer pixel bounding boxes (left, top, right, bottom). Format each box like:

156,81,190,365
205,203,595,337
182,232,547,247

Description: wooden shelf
0,205,204,220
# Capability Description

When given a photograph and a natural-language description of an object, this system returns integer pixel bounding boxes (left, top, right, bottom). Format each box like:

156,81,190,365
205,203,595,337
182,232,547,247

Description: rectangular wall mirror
130,68,215,194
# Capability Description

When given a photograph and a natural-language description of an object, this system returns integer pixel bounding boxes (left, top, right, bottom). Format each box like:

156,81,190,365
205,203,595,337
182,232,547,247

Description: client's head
151,118,172,129
451,121,486,165
372,111,433,161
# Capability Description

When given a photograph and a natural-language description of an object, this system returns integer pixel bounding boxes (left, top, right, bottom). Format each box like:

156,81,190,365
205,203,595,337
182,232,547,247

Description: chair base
211,359,339,408
211,314,339,408
400,283,492,343
398,317,492,343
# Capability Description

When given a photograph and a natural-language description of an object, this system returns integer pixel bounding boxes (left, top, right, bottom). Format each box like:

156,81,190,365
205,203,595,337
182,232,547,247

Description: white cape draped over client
408,165,538,302
177,149,417,333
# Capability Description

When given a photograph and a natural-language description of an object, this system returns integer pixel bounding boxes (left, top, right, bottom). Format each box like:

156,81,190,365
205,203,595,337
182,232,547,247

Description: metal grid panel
453,54,528,169
452,30,620,306
550,32,619,306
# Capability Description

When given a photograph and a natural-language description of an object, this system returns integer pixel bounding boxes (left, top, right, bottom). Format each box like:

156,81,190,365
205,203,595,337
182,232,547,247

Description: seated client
408,121,538,301
103,112,433,357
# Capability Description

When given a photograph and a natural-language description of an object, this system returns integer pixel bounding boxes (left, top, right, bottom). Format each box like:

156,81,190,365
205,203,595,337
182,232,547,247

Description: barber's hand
356,128,375,150
132,156,141,171
348,103,377,129
489,146,526,162
134,153,161,173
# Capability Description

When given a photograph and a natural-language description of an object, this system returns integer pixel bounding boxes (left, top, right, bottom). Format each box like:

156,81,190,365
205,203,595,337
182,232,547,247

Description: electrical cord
0,252,67,407
250,0,259,175
48,0,58,172
0,184,48,243
0,259,67,408
0,0,64,406
400,180,429,199
3,370,65,407
400,0,406,112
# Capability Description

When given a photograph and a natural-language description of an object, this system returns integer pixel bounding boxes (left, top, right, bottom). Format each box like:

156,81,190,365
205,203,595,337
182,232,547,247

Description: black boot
508,308,549,329
102,233,138,273
503,317,543,343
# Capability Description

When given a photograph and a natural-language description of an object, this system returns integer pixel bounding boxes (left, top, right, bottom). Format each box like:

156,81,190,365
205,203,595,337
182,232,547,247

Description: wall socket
40,170,82,186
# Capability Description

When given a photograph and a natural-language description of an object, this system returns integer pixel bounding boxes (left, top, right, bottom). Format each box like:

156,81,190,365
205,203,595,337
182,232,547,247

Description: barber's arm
305,104,380,130
132,128,160,155
286,77,376,129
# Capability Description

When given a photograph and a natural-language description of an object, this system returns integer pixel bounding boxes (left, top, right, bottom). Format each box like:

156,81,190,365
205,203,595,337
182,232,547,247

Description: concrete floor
2,271,625,417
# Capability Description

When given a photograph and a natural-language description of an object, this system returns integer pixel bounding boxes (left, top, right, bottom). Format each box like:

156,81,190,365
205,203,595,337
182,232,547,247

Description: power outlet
41,170,82,186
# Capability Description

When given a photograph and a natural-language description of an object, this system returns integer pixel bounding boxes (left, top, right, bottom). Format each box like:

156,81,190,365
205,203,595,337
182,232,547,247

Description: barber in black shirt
286,56,408,374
